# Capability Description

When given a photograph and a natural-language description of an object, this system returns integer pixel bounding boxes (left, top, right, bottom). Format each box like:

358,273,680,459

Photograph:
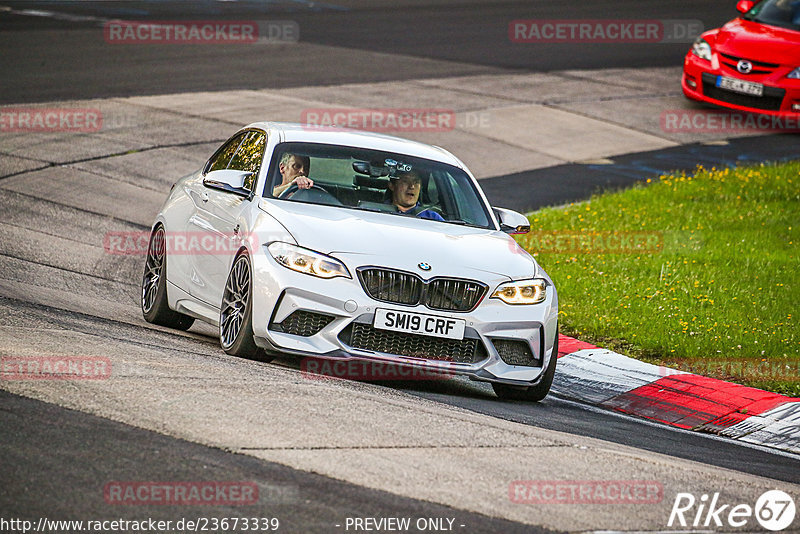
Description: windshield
265,142,494,229
743,0,800,31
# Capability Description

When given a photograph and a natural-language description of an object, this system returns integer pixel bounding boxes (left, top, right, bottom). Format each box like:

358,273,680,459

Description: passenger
273,153,313,196
386,170,445,221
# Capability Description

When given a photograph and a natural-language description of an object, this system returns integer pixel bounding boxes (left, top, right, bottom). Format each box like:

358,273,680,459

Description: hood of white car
261,200,537,281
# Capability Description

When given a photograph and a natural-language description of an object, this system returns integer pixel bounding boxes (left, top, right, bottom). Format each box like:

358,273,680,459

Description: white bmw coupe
142,122,559,400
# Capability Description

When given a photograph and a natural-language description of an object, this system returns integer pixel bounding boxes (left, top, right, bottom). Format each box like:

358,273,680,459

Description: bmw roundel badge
418,262,432,271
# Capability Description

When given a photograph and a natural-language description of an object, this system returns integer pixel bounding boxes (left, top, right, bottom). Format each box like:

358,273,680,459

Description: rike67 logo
668,490,796,531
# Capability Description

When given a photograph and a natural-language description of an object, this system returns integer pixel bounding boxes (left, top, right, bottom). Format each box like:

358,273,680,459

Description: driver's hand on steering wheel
294,175,314,189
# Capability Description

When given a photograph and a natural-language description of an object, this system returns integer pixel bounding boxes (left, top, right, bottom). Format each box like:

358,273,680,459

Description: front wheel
141,225,194,331
219,253,273,362
492,331,558,402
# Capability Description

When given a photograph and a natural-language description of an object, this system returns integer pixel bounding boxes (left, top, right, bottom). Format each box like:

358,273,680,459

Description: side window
206,133,247,173
422,171,439,205
229,131,266,190
445,173,489,226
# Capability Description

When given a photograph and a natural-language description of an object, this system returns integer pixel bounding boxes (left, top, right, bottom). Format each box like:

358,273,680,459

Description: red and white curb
553,335,800,454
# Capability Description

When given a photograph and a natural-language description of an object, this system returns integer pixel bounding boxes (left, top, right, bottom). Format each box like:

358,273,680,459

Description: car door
176,132,243,301
183,132,246,304
189,130,266,307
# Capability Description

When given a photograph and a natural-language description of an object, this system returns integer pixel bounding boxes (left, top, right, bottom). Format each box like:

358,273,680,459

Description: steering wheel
278,183,342,206
412,204,444,218
421,204,443,216
278,183,329,199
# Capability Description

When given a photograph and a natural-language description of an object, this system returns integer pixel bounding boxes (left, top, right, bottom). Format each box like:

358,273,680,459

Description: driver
386,170,444,221
273,153,313,196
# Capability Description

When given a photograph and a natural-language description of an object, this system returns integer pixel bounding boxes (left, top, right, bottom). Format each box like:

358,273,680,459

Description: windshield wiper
444,219,490,229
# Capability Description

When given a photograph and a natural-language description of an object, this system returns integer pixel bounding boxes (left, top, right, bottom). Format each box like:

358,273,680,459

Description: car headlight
267,242,351,279
491,279,547,305
788,67,800,79
691,37,712,61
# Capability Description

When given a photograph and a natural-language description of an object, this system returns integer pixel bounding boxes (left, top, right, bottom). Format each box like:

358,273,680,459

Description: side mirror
736,0,754,13
494,207,530,235
203,170,254,199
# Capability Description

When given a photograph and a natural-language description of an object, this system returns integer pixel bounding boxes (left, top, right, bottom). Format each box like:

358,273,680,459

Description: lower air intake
493,339,540,367
271,310,335,337
341,323,484,364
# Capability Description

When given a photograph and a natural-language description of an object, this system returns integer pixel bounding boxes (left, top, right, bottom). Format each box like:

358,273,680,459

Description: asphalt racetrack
0,0,737,103
1,1,799,532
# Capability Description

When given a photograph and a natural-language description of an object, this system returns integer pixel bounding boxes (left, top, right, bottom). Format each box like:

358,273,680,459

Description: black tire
141,225,195,331
219,252,274,362
492,331,558,402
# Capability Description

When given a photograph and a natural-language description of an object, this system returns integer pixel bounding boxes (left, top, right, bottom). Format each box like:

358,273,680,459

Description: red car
683,0,800,115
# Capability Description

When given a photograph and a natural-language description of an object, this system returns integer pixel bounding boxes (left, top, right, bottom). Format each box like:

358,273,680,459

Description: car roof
243,121,464,169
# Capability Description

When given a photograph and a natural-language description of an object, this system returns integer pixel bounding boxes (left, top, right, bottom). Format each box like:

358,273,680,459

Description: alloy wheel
142,227,166,313
220,255,251,349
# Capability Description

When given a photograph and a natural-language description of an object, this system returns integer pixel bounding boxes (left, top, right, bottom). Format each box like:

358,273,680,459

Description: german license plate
373,309,465,340
716,75,764,97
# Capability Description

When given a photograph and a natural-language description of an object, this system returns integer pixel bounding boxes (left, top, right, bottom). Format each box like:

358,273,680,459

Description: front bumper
249,252,558,387
682,53,800,116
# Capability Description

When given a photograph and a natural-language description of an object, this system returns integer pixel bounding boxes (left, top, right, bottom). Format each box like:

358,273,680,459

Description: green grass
517,161,800,396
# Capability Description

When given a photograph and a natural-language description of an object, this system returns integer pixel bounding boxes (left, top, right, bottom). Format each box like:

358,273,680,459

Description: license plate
373,309,465,340
716,75,764,97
